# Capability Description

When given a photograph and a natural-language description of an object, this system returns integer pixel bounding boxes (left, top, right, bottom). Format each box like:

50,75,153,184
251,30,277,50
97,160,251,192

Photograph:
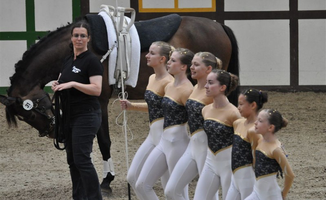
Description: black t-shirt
59,50,103,110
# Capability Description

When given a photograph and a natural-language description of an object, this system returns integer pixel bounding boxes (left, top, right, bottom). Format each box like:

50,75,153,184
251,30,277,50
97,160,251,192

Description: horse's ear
0,95,15,106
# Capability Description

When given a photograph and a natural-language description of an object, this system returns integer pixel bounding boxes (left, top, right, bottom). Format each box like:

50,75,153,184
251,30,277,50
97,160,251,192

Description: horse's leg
96,59,115,193
98,94,115,193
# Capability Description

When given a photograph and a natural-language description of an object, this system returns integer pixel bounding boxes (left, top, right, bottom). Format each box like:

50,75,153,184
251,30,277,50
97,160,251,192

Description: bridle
12,93,55,137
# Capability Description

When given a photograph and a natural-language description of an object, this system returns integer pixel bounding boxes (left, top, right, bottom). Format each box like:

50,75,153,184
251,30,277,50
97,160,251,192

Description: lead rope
111,94,134,142
53,91,68,150
100,44,117,63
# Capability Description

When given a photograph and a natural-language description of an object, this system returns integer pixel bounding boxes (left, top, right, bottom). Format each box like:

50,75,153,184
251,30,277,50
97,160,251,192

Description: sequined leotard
162,96,188,129
232,133,253,171
186,99,205,135
145,90,164,124
244,136,295,200
255,150,283,179
204,119,234,154
194,103,241,200
226,118,255,200
243,150,283,200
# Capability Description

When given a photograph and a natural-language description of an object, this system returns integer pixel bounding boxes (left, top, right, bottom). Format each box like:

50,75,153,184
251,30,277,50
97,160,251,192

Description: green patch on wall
0,87,8,95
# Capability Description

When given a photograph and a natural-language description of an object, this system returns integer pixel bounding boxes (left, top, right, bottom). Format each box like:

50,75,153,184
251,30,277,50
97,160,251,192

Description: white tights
135,125,189,200
194,148,232,200
244,176,282,200
127,120,169,199
225,166,255,200
164,130,209,200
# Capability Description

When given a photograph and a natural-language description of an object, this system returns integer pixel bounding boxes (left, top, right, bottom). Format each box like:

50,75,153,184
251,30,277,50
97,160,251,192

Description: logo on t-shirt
72,66,81,73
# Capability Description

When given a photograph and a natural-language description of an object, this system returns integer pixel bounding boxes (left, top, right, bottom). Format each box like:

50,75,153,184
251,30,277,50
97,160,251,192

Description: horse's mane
8,21,78,94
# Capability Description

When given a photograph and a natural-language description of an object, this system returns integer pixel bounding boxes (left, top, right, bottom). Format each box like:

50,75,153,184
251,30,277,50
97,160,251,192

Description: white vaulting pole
116,11,130,171
120,71,129,171
117,28,132,200
119,59,132,200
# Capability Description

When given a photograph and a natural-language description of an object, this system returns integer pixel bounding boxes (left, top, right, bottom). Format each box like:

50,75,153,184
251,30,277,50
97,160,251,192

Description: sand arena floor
0,91,325,200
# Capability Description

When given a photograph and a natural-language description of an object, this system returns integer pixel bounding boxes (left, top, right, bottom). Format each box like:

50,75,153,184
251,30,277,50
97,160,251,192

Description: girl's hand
282,191,286,200
120,99,132,110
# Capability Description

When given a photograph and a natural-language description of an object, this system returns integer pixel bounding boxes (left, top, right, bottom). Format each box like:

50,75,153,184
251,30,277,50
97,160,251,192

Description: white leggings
135,125,190,200
244,176,282,200
194,148,232,200
164,130,208,200
225,167,255,200
127,119,169,199
244,188,282,200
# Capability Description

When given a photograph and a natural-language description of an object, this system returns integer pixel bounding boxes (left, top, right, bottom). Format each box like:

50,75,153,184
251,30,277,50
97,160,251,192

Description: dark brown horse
0,13,239,190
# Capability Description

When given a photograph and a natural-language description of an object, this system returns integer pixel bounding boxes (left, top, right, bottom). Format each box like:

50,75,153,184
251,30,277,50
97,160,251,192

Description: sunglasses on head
72,34,88,38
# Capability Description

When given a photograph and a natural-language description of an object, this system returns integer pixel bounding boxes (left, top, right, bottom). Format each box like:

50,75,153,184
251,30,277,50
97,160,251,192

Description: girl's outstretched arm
120,99,148,112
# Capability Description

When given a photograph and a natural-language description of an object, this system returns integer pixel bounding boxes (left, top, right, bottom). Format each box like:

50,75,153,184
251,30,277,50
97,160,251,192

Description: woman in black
52,21,103,200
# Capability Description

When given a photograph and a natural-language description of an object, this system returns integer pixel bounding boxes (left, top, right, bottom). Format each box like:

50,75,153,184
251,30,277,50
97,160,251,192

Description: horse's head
0,20,74,138
0,86,55,138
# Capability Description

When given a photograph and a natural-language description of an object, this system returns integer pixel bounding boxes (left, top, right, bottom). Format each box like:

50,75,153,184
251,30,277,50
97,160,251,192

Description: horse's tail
222,24,240,106
221,24,239,77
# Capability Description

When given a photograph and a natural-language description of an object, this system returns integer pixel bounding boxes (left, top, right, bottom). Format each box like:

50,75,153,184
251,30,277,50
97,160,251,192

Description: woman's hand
52,82,75,92
120,99,132,110
51,81,59,92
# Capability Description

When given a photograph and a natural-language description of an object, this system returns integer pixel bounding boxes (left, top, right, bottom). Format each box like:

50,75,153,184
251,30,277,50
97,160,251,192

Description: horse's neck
16,26,72,91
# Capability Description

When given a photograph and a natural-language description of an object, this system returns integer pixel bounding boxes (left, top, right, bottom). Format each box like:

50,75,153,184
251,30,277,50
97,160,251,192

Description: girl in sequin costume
165,52,221,200
120,41,174,198
135,48,194,200
225,89,268,200
244,109,295,200
194,69,241,200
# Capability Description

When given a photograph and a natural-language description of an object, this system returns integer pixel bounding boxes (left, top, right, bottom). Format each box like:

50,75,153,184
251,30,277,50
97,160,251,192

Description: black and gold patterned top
185,99,205,135
255,150,283,179
144,90,164,123
203,119,234,154
162,96,188,129
231,133,253,172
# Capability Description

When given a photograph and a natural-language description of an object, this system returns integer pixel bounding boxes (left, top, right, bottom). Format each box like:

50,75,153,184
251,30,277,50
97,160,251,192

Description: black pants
66,108,102,200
